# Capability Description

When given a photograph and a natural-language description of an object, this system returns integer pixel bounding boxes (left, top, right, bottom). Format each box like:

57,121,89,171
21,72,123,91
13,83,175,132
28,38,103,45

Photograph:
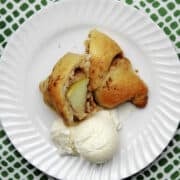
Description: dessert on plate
39,29,148,164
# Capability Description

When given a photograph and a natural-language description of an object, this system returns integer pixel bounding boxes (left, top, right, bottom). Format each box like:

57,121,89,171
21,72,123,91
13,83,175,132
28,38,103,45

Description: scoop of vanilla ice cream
51,110,119,164
51,119,77,155
71,110,118,164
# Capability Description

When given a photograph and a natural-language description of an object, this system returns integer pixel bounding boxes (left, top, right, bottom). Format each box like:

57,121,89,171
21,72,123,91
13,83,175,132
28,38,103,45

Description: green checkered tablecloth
0,0,179,179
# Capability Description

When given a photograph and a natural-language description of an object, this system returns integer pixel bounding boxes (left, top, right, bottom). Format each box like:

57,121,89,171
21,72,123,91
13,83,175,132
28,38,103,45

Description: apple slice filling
67,78,88,116
66,66,97,121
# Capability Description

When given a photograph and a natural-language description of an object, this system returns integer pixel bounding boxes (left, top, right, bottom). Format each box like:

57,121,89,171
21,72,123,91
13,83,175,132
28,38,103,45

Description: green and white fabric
0,0,179,179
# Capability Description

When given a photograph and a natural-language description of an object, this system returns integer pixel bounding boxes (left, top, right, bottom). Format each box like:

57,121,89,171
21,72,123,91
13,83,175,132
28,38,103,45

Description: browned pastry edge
94,58,148,108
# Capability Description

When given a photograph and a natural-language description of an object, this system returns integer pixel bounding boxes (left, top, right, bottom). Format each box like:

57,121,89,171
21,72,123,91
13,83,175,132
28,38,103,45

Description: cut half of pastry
94,57,148,108
85,29,148,108
39,53,97,126
85,29,123,90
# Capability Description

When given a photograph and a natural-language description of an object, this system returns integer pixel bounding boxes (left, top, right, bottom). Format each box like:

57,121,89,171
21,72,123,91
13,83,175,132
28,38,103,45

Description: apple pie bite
85,29,148,108
39,53,97,126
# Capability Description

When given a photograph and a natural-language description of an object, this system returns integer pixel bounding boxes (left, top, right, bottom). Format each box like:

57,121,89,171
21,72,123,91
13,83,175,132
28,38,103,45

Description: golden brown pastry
94,57,148,108
85,29,123,90
40,30,148,126
85,29,148,108
39,53,97,126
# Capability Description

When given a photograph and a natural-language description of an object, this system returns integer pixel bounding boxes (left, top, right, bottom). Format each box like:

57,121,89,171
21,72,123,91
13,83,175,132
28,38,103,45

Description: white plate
0,0,180,179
